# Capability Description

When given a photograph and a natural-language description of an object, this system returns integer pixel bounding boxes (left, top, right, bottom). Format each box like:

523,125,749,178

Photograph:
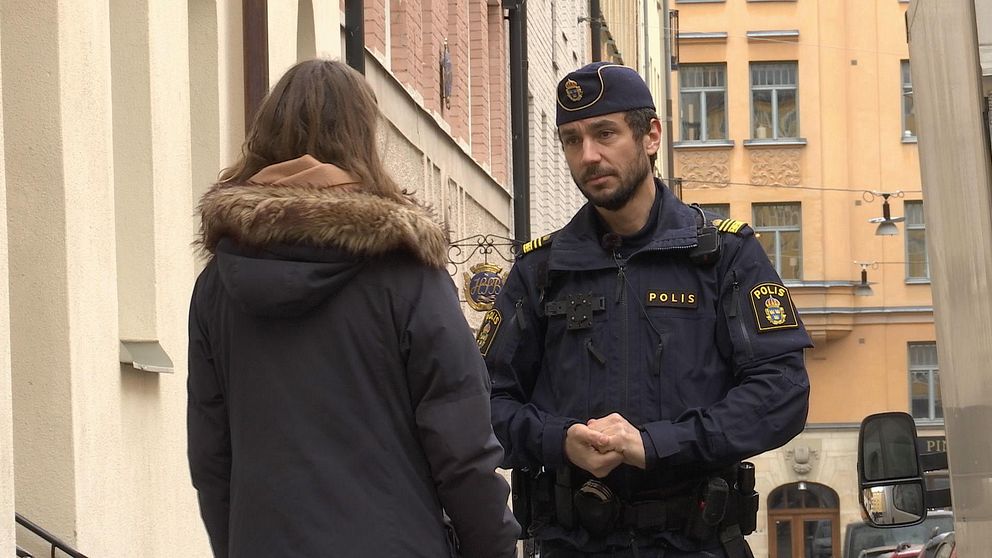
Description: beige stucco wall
3,0,79,550
0,22,14,556
1,0,507,554
2,0,213,554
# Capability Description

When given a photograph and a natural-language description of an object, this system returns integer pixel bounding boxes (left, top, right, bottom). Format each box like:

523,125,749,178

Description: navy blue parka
484,179,812,551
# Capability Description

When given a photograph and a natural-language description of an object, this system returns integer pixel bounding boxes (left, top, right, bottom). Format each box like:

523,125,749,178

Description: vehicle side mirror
858,412,927,527
861,482,926,525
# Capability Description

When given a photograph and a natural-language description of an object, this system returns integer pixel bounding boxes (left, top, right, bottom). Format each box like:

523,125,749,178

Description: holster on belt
717,462,758,558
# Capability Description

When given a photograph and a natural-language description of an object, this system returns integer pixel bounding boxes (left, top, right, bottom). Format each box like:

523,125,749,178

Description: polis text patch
645,290,697,308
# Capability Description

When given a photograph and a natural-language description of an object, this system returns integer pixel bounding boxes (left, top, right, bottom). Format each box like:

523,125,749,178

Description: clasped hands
564,413,646,478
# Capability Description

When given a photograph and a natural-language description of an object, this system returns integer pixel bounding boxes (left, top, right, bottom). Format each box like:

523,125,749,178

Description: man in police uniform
480,62,812,557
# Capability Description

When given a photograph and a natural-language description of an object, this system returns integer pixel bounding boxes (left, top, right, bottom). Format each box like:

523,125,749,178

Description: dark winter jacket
187,155,520,558
485,180,811,552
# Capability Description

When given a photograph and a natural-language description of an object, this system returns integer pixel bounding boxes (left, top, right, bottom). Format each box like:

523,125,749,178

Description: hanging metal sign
463,263,509,312
448,234,519,312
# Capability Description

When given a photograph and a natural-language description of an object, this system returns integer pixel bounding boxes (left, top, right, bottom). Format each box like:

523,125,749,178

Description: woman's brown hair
219,59,409,204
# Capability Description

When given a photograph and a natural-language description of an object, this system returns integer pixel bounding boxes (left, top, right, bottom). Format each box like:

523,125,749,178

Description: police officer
480,62,812,557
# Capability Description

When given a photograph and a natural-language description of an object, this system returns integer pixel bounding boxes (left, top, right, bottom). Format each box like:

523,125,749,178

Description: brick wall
446,0,470,144
364,0,387,56
372,0,511,190
389,0,424,94
421,0,446,114
469,0,491,168
487,3,507,183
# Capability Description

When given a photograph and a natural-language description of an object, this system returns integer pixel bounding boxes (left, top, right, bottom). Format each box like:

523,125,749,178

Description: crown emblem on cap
564,79,583,102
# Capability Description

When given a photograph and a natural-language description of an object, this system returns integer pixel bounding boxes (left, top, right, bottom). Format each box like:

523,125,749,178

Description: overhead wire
674,178,922,195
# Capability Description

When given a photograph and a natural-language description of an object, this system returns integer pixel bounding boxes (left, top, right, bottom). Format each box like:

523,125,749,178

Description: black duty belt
620,494,695,531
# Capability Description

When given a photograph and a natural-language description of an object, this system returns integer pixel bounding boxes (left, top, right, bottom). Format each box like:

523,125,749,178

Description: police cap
556,62,656,127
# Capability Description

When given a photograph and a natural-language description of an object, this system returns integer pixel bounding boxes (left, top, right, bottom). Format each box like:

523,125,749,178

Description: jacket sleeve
642,233,812,469
186,268,231,558
485,261,580,470
402,267,521,558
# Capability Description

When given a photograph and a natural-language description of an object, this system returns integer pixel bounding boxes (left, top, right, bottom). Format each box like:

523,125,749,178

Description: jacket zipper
514,298,526,331
730,270,754,361
613,250,629,412
654,340,664,376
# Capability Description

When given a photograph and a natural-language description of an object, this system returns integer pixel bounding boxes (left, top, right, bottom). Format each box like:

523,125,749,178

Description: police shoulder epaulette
519,233,554,258
712,218,751,236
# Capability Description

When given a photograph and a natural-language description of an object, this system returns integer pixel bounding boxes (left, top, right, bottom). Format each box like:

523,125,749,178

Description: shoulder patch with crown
749,282,799,332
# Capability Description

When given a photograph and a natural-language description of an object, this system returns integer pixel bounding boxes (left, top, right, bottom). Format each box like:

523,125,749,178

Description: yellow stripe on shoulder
521,234,553,255
713,218,747,234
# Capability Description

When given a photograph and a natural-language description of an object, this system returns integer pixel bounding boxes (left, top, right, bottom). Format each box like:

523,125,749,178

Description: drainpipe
590,0,602,61
662,0,676,192
345,0,365,74
242,0,268,130
505,0,531,242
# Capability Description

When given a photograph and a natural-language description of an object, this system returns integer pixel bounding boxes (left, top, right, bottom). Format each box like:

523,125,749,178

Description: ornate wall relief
750,148,802,186
785,440,822,478
677,150,731,189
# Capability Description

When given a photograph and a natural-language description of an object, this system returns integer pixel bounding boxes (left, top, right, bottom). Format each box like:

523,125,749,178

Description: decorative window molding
678,150,732,189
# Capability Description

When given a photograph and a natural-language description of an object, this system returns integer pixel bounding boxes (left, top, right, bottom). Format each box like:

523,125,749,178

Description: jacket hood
198,155,448,268
197,155,449,317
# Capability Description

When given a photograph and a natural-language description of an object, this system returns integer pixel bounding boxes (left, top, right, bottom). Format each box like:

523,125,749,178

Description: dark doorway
768,482,840,558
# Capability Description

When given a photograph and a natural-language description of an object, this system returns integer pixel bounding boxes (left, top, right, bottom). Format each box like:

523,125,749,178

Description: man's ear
643,118,663,157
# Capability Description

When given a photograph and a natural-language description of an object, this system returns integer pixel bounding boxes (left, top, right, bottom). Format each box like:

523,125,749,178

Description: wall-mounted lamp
854,261,877,296
865,191,906,236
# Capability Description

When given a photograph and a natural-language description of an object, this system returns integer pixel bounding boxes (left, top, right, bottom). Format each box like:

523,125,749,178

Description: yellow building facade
673,1,941,556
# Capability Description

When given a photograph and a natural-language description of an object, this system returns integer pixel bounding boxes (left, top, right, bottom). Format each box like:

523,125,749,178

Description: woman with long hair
187,59,519,558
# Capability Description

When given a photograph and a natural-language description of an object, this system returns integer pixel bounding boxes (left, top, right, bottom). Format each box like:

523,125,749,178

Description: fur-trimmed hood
198,155,448,268
196,156,449,317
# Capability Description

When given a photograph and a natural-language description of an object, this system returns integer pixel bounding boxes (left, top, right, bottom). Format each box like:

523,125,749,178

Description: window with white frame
902,60,916,139
753,202,802,280
909,342,941,421
680,64,728,142
751,62,799,140
698,203,730,220
905,200,929,281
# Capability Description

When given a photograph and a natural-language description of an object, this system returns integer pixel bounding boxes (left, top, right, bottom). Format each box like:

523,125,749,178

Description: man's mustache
582,165,616,182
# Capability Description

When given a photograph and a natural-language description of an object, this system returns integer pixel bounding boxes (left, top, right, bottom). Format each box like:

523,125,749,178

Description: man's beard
574,150,652,211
